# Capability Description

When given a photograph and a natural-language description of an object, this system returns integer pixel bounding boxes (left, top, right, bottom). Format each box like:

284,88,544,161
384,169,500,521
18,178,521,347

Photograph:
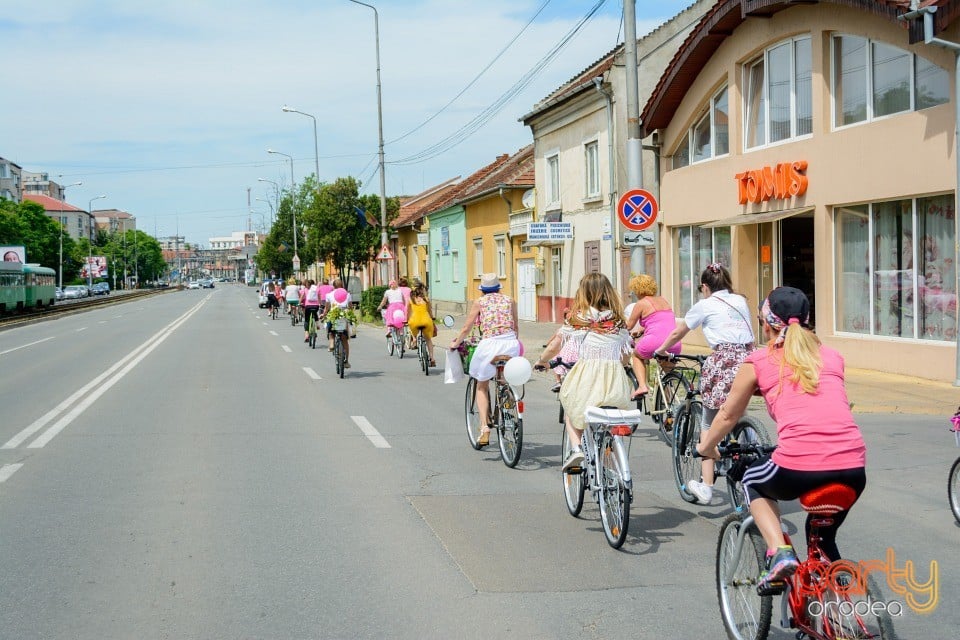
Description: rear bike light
517,400,524,415
609,425,632,437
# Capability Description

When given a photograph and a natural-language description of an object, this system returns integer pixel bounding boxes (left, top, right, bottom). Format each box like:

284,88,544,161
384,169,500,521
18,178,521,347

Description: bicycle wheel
308,318,317,349
337,338,346,378
654,371,691,445
716,513,772,640
560,426,585,517
724,416,773,513
419,337,429,375
672,400,703,503
496,384,522,468
810,563,897,639
623,367,643,411
949,457,960,525
464,377,483,450
386,328,395,356
598,432,630,549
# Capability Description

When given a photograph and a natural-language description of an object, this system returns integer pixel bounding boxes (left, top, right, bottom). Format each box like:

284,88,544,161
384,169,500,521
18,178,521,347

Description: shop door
516,259,537,321
757,215,816,331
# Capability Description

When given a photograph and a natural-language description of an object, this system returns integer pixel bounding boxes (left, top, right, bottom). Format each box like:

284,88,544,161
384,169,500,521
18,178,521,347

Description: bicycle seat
798,483,857,515
491,355,512,365
584,406,644,425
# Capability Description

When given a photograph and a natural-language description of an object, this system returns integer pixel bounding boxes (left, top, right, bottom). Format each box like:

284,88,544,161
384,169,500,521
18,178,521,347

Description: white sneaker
687,480,714,504
562,449,585,473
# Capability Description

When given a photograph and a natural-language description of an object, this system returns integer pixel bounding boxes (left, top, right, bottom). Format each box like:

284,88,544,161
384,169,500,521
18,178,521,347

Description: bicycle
306,312,318,349
464,355,523,468
948,408,960,524
710,442,897,640
637,355,698,446
386,324,405,359
331,317,349,378
289,303,301,326
657,353,707,503
417,329,430,375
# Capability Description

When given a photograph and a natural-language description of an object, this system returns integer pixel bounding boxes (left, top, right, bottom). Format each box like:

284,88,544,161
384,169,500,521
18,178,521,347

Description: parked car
63,285,87,299
187,281,201,290
91,282,110,295
199,278,215,289
258,281,274,308
55,287,63,301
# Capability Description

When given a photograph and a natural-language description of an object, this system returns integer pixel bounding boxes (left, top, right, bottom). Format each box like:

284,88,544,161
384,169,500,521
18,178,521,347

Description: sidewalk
433,315,958,417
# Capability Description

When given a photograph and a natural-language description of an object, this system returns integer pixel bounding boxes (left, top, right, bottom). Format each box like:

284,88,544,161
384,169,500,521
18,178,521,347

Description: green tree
0,200,66,269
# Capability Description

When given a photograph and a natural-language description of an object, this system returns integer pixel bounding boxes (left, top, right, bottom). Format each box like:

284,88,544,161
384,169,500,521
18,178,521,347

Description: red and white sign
376,244,394,261
617,188,659,231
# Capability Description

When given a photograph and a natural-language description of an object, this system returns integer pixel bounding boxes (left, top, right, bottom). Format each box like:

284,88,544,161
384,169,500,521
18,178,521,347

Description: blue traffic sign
617,188,659,231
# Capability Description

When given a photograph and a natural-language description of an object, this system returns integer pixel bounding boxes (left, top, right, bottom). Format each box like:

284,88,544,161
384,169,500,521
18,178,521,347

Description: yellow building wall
464,190,528,302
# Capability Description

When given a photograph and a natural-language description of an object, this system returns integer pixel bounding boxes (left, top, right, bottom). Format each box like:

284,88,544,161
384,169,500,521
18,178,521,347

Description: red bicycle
712,442,897,639
948,408,960,524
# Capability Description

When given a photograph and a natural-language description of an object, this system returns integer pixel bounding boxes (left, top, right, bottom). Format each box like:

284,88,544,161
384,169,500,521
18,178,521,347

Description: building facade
0,157,22,202
641,0,959,381
23,194,92,241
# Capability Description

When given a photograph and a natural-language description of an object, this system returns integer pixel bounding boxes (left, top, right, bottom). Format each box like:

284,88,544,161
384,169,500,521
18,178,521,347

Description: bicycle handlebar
693,441,777,459
654,352,707,365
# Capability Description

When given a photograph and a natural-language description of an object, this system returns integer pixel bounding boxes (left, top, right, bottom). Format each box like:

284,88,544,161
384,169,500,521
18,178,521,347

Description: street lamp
257,177,281,219
348,0,390,283
58,181,82,291
255,197,275,224
281,105,321,192
266,148,299,273
87,194,106,288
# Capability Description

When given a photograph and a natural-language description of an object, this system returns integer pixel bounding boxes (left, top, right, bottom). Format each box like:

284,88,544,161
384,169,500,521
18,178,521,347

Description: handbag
444,349,465,384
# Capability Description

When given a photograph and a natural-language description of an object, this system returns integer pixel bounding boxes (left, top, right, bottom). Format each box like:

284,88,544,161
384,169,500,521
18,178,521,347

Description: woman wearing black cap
697,286,867,594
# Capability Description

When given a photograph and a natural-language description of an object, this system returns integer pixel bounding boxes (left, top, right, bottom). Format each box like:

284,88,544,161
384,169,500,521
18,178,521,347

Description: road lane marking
0,336,54,356
269,330,278,336
75,327,87,332
351,416,391,449
0,464,23,483
3,299,208,450
303,367,322,380
282,345,292,352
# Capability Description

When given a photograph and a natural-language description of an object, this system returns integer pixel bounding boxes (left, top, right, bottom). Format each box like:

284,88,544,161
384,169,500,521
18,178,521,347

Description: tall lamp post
87,194,106,289
58,180,82,291
281,106,321,191
255,198,275,225
257,178,281,221
348,0,389,283
266,148,299,274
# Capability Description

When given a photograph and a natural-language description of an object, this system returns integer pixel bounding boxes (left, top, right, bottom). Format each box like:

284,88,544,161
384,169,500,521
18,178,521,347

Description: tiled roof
641,0,958,137
456,145,535,204
392,177,461,228
521,52,617,123
23,194,84,212
419,153,516,218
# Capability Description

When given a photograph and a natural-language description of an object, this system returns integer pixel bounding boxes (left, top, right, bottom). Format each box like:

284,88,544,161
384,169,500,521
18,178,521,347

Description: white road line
75,327,87,332
303,367,322,380
0,336,54,356
2,299,208,450
269,330,278,336
98,320,107,324
281,345,292,352
350,416,391,449
0,464,23,483
262,322,268,325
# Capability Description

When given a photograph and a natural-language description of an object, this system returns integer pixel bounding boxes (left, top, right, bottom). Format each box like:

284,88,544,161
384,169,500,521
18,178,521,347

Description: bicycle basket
459,336,479,370
332,318,348,332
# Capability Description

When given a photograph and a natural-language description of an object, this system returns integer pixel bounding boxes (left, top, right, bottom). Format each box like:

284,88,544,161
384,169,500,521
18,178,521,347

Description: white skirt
469,332,520,381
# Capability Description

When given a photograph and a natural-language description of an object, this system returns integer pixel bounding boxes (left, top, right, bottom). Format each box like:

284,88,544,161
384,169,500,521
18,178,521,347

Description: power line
391,0,609,166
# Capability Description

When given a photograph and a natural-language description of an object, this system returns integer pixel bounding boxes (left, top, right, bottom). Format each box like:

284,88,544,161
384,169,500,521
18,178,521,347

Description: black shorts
742,457,866,506
266,294,279,308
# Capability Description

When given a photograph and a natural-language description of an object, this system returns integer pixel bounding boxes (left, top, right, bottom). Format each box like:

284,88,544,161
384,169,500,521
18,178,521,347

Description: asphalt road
0,285,955,639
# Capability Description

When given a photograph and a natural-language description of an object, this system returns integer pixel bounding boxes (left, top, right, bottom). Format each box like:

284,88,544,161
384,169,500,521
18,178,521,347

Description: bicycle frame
581,422,633,491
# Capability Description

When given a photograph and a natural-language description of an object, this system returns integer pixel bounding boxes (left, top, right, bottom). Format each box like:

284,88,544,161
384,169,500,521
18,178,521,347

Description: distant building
208,231,250,250
94,209,136,234
21,171,67,200
0,157,23,202
23,193,92,241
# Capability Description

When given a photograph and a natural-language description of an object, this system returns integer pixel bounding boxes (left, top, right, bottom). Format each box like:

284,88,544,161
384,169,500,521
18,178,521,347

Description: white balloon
624,302,636,321
503,356,532,386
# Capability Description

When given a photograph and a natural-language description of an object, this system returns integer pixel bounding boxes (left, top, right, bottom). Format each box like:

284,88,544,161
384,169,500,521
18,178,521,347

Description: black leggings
304,306,319,329
742,458,866,561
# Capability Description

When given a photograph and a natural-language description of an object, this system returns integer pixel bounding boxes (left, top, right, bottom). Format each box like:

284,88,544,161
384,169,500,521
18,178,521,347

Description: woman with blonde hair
535,273,633,471
698,286,866,593
625,274,681,398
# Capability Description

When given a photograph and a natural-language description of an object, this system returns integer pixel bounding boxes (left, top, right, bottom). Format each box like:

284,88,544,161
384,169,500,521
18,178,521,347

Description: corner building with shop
641,0,960,381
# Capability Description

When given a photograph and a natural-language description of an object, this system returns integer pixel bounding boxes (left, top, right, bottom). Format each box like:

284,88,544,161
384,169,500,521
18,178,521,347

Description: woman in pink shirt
697,286,866,593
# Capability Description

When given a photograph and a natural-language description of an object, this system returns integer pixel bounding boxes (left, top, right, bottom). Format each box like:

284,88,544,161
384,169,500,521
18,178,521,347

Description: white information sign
527,221,573,241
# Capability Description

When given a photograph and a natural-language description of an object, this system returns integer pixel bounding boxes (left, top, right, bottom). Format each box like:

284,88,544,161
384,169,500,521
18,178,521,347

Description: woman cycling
449,273,520,448
284,278,301,322
697,286,866,593
625,274,681,398
534,273,633,472
377,280,407,338
302,279,320,344
656,263,754,504
324,279,352,367
406,282,435,367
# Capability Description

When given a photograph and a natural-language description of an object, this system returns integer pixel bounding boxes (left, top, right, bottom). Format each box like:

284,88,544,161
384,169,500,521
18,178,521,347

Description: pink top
317,284,334,303
477,293,514,337
747,345,866,471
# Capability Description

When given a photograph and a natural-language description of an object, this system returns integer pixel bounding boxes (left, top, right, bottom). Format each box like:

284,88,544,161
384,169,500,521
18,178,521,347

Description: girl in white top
656,263,755,505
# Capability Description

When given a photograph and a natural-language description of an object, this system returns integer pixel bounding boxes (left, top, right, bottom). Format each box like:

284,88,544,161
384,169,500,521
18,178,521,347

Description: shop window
584,140,600,198
673,225,732,316
835,194,955,341
673,85,728,168
833,34,949,127
745,37,811,149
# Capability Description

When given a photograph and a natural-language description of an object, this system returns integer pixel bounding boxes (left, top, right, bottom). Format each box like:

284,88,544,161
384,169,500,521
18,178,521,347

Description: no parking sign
617,188,659,231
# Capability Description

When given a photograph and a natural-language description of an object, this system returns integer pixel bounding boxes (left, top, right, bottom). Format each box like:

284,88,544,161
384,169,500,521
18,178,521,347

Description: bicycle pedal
756,581,786,596
564,466,583,474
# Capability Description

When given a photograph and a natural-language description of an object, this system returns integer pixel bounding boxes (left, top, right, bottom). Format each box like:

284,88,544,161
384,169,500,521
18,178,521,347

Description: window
833,34,948,127
413,246,420,278
835,194,955,341
584,141,600,198
674,86,729,168
546,153,560,207
399,246,407,277
745,37,811,149
495,236,506,277
673,226,732,316
451,250,459,282
473,238,483,277
434,251,440,281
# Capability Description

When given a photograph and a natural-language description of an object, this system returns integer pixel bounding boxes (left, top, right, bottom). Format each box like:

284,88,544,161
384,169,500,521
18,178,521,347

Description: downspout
899,3,960,385
499,187,516,301
594,76,618,291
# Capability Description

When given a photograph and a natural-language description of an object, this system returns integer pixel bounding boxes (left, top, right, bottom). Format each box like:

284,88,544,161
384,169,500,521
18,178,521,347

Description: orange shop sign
735,161,808,204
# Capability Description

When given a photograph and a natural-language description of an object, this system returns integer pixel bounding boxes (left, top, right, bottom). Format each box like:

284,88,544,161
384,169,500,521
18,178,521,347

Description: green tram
23,264,56,309
0,263,57,313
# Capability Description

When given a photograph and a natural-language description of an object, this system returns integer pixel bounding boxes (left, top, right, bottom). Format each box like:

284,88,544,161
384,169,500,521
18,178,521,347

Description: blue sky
1,1,696,245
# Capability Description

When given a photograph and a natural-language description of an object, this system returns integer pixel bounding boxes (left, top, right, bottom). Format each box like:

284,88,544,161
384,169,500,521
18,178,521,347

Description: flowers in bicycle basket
326,306,358,325
457,335,480,367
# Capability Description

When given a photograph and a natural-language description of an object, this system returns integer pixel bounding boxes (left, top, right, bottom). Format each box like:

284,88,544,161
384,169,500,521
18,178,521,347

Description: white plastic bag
444,349,465,384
